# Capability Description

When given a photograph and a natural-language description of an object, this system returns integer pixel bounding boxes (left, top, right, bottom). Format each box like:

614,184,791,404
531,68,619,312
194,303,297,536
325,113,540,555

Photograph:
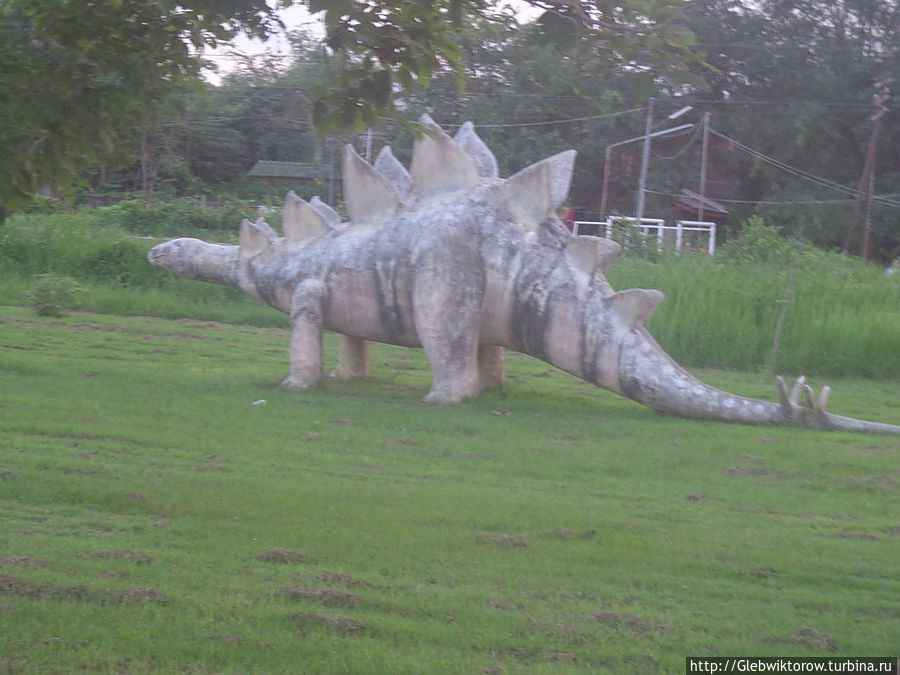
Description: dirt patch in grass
256,549,307,564
727,466,791,478
91,550,155,565
738,566,779,579
1,556,47,568
793,626,836,651
318,570,372,588
277,586,362,607
547,527,575,539
591,611,664,633
833,528,880,541
288,611,366,634
117,588,169,604
0,573,29,593
474,533,528,548
1,574,169,605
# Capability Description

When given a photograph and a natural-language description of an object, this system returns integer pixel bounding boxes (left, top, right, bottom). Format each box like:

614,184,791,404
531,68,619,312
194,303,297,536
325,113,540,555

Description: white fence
572,217,717,255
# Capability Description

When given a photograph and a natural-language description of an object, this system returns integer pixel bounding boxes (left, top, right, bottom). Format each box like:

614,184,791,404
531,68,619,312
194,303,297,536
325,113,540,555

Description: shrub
27,274,83,317
718,215,802,266
18,195,68,215
93,198,266,239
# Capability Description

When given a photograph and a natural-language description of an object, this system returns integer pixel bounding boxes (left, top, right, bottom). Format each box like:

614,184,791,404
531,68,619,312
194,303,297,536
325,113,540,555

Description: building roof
247,161,330,180
675,188,729,215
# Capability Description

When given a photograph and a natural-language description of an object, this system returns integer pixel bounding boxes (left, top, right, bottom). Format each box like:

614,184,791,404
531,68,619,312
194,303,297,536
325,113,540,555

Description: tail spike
777,376,833,426
789,375,806,407
802,383,816,409
816,386,831,414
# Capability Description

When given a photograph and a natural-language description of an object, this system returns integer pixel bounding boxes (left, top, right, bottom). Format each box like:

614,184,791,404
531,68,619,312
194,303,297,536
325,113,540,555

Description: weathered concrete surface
148,115,900,434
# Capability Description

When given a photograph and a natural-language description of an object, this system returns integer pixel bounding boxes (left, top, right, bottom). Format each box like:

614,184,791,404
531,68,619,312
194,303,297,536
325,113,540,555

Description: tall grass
2,207,898,377
608,252,900,377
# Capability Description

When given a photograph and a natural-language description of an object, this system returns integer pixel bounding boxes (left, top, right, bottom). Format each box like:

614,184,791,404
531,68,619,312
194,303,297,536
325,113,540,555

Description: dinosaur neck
194,246,242,289
149,239,242,289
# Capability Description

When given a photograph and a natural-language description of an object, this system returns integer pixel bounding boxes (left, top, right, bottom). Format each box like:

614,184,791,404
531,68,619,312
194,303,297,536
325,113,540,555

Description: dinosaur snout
147,239,190,270
147,243,167,266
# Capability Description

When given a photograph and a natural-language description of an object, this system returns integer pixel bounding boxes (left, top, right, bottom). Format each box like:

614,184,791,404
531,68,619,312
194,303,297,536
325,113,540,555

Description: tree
302,0,705,133
1,0,704,213
0,0,287,210
680,0,900,258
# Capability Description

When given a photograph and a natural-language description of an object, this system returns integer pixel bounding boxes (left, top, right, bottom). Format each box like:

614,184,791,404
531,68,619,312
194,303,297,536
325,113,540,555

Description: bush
27,274,83,317
93,198,266,239
0,211,170,287
18,195,68,215
718,215,803,266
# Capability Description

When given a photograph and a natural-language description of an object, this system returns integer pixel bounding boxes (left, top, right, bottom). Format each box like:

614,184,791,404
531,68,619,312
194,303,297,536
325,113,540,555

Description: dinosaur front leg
282,279,327,390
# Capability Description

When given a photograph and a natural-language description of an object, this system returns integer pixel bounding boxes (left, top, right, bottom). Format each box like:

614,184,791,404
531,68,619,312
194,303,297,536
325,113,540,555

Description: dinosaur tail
617,329,900,434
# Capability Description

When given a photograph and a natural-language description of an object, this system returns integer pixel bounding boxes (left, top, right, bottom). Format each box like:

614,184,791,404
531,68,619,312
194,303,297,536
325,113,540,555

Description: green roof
247,161,329,180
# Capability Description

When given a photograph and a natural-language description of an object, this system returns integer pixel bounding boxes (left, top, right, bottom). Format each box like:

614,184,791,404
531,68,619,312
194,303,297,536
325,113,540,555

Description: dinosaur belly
323,269,421,347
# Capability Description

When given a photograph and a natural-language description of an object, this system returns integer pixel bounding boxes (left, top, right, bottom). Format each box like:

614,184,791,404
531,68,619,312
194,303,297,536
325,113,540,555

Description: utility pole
634,99,694,221
365,127,374,163
141,115,152,205
698,112,711,222
600,145,613,221
844,68,891,259
635,97,655,221
601,119,695,221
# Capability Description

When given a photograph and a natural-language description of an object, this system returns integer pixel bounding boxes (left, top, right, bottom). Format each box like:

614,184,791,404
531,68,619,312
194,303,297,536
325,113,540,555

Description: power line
650,124,702,160
645,189,856,206
460,107,646,129
658,97,900,112
708,127,900,208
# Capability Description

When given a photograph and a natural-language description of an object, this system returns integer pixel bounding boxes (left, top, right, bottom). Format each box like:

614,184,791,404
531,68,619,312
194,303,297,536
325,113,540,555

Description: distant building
247,161,338,200
675,188,729,219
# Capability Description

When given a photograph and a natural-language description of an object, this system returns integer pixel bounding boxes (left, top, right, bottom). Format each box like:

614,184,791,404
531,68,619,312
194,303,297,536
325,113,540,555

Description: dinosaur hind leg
477,345,506,392
413,274,483,404
330,335,370,380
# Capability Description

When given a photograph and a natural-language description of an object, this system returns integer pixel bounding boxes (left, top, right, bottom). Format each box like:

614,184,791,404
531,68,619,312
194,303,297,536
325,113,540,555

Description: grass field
1,306,898,673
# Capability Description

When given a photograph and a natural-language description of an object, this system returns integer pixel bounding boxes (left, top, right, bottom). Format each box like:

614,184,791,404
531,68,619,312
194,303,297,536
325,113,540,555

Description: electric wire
708,128,900,208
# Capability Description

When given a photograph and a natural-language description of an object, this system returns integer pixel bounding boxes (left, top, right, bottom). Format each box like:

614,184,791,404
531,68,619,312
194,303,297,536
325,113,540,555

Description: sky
203,4,319,84
203,1,543,84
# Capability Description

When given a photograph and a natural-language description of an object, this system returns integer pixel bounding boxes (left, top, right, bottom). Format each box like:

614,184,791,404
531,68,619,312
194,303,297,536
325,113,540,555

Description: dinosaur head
148,237,240,287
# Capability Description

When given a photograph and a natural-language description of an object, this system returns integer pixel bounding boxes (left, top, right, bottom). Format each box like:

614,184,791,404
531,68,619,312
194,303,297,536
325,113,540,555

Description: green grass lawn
1,306,898,674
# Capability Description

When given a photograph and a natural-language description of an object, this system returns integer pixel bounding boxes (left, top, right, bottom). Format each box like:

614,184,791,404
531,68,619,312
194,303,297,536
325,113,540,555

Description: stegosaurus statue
148,115,899,434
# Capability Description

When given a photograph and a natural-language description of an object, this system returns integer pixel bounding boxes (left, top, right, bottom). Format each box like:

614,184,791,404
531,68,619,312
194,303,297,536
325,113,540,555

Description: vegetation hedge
1,207,898,378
